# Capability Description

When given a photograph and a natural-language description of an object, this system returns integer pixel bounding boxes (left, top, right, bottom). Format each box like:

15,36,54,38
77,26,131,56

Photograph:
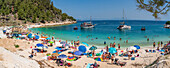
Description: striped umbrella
94,57,103,61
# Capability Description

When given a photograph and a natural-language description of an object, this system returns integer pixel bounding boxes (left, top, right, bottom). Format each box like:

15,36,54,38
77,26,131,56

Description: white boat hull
81,25,95,28
117,25,131,29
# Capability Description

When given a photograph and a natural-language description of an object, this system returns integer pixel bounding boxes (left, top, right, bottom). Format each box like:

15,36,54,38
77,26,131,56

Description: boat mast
123,9,125,25
90,16,92,24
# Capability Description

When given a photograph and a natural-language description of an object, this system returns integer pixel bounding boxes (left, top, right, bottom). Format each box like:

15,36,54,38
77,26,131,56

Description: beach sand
0,26,170,68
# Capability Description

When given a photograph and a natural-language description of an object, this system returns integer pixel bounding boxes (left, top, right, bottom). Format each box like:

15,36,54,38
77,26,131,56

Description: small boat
141,27,145,31
117,9,131,30
164,24,170,28
164,21,170,28
73,26,78,30
117,24,131,29
80,16,95,29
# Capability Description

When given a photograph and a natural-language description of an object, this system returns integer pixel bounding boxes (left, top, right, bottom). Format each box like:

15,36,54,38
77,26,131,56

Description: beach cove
0,20,170,68
30,20,170,48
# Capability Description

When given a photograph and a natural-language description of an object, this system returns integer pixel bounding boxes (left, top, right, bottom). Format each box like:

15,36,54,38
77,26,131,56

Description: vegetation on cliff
0,0,76,26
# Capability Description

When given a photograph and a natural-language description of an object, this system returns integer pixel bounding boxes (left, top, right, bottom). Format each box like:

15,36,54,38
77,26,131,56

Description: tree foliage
0,0,76,23
136,0,170,19
166,21,170,24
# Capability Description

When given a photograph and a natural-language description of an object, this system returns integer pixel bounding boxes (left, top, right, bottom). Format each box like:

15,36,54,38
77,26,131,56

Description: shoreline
28,21,77,28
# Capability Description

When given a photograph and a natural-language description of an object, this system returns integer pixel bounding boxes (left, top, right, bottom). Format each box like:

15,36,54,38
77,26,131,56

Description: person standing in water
71,40,73,46
118,44,120,49
153,42,156,48
114,37,116,40
161,41,163,47
113,42,116,48
120,38,122,41
110,43,112,47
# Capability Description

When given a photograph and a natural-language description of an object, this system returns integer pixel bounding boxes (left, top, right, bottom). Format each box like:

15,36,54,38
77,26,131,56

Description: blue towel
86,63,93,68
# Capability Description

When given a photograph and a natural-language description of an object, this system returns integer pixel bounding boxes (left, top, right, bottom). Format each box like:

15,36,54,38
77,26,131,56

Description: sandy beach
0,26,170,68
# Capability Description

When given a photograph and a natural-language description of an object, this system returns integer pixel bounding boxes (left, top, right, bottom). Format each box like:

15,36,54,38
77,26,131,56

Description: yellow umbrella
52,53,59,56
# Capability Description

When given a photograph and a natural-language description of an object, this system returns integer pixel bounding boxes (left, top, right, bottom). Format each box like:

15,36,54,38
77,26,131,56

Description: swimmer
147,38,149,41
120,38,122,41
108,37,110,40
126,40,128,43
114,37,116,40
77,36,79,38
96,37,98,39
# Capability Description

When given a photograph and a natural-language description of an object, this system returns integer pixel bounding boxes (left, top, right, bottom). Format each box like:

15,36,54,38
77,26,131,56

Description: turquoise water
30,20,170,47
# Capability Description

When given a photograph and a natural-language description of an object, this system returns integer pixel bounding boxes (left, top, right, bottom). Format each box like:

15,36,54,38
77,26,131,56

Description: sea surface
30,20,170,48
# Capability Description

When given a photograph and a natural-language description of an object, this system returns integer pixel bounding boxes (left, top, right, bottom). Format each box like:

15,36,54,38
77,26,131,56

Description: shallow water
30,20,170,48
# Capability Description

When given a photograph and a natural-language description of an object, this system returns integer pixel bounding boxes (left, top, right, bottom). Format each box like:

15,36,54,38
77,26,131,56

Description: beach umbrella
62,44,70,47
41,37,48,39
52,53,59,57
109,47,117,54
60,41,66,44
82,42,89,47
66,56,76,61
35,35,39,39
58,54,67,58
94,57,103,61
28,33,32,38
46,37,51,40
78,45,87,52
48,41,54,44
127,46,137,51
55,47,62,50
36,43,44,47
134,45,140,49
89,46,97,50
74,51,83,56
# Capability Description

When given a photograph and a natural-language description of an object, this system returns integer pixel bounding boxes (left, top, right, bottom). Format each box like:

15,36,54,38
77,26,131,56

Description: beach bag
131,57,135,60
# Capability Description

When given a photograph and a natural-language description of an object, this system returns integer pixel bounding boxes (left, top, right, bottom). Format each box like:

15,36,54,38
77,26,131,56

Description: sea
30,20,170,48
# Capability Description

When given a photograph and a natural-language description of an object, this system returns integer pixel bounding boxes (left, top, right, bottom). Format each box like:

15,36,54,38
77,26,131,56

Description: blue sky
51,0,170,20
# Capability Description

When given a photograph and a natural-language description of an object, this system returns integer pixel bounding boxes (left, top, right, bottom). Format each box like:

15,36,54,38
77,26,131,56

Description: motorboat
73,26,78,30
141,27,146,31
80,16,95,29
80,22,95,28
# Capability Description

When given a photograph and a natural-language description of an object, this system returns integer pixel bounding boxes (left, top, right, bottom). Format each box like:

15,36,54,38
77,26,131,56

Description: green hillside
0,0,76,26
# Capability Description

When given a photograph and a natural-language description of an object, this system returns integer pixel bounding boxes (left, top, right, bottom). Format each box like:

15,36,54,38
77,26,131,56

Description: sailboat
117,9,131,30
80,16,96,28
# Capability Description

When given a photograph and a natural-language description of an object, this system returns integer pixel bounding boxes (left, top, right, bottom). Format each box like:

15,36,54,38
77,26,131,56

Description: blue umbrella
28,33,32,38
35,35,39,39
78,45,87,52
109,47,117,54
74,51,83,56
82,42,89,47
134,45,140,49
46,37,51,40
55,47,62,50
36,43,44,47
60,41,66,44
58,54,67,58
89,46,97,50
52,51,57,53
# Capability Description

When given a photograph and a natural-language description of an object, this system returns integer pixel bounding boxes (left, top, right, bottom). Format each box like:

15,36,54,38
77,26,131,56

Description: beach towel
86,63,93,68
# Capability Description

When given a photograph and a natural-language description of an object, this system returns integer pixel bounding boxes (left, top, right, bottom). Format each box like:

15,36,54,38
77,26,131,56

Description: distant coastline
28,21,77,28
